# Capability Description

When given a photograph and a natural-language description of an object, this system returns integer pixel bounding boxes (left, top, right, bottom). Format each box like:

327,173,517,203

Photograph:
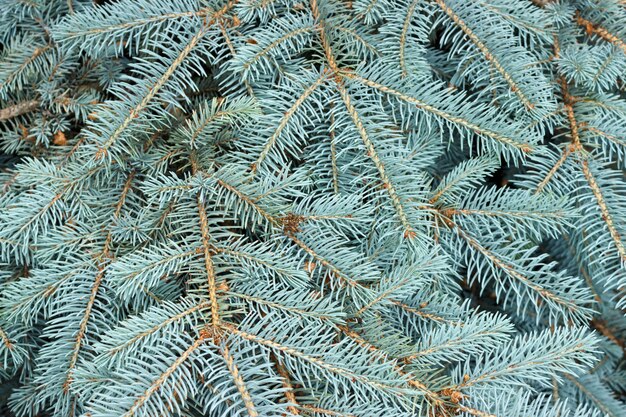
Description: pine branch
336,82,416,239
398,0,420,77
449,220,582,317
252,71,330,173
391,300,460,326
434,0,535,111
564,374,621,417
121,335,207,417
272,356,300,415
223,322,411,400
98,301,210,359
341,71,533,153
197,197,221,330
63,267,106,391
221,343,259,417
58,7,213,45
310,0,340,71
0,44,52,97
580,160,626,263
93,27,208,160
64,170,136,391
535,143,575,194
575,11,626,54
285,232,368,290
337,325,434,395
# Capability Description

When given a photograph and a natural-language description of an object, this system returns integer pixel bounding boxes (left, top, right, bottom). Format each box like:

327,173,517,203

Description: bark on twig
0,100,39,121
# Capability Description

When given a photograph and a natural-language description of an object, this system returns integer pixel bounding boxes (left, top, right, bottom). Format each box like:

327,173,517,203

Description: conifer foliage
1,0,625,416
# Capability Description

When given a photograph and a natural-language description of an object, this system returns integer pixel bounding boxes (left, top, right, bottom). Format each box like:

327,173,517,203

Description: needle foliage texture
0,0,625,416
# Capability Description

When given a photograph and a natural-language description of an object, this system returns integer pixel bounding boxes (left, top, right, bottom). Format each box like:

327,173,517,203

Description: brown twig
0,100,39,121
